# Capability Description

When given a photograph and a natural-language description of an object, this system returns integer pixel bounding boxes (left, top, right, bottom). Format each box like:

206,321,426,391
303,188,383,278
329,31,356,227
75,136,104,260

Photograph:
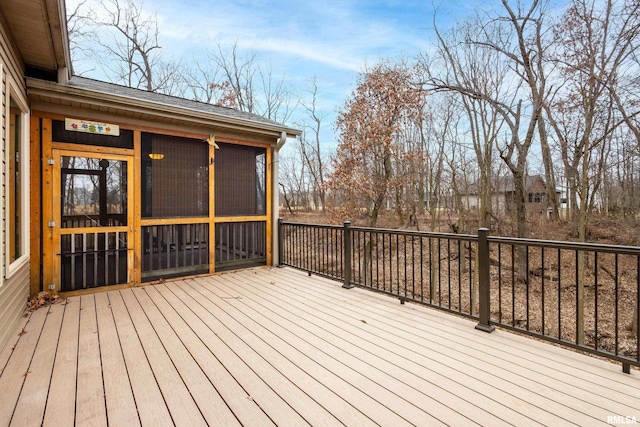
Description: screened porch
37,116,274,293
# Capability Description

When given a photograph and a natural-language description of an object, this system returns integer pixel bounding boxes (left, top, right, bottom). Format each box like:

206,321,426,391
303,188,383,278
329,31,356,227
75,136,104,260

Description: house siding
0,262,28,352
0,17,29,353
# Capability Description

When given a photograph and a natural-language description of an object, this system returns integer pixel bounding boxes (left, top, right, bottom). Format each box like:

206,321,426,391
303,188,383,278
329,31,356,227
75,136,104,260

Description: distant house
0,0,300,351
460,175,559,216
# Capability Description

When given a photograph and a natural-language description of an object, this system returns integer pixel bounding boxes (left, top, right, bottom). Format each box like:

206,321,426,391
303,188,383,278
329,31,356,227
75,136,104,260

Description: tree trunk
575,156,591,345
538,118,559,219
513,170,528,283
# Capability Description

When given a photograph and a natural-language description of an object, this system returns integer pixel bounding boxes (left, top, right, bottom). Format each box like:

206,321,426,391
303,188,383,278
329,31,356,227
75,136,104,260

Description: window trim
5,75,30,279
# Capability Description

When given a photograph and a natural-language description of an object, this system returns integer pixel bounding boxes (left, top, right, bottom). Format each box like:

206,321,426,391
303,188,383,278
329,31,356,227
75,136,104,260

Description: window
5,79,29,274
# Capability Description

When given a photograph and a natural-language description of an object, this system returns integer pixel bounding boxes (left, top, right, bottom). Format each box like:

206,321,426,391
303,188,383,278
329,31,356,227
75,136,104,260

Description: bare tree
297,78,328,211
421,26,508,231
423,0,552,282
211,42,257,112
546,0,639,342
77,0,182,94
210,43,297,124
67,0,97,74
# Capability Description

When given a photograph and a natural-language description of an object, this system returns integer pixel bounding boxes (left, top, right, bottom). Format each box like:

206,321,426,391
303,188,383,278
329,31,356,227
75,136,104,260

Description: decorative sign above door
65,118,120,136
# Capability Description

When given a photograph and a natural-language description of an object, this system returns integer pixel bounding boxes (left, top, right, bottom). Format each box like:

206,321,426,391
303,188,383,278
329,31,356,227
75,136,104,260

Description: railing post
343,221,354,289
475,228,495,333
277,218,284,267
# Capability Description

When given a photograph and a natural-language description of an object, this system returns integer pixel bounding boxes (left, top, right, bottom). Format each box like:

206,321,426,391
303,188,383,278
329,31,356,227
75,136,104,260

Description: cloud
153,0,428,72
234,38,363,72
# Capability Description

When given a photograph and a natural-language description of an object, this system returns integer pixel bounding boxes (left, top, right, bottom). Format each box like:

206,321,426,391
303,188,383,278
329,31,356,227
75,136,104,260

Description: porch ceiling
0,0,69,72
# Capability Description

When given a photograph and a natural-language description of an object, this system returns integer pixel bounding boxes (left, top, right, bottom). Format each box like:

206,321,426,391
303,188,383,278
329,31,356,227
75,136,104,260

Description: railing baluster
420,237,424,303
458,239,462,312
437,237,442,306
594,252,598,351
498,243,502,323
396,234,400,296
429,237,433,304
376,232,380,290
403,234,407,298
558,248,562,340
541,247,545,335
526,245,530,331
512,245,516,327
575,249,579,345
382,233,386,292
615,253,619,356
447,238,451,309
412,235,415,299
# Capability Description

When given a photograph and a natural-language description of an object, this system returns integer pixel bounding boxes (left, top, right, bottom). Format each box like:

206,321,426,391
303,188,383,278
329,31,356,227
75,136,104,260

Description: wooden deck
0,268,638,426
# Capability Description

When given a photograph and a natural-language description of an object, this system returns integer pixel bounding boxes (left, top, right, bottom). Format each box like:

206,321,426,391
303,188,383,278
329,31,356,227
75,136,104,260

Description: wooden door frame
44,146,135,294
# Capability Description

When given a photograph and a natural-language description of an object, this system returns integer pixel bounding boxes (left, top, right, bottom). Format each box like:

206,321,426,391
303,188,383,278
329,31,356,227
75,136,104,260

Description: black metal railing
279,219,640,372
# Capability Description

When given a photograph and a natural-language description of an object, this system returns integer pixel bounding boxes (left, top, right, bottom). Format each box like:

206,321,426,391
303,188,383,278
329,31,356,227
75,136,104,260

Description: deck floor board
43,298,80,427
0,267,638,426
94,292,140,427
0,305,49,426
240,269,634,423
10,303,64,427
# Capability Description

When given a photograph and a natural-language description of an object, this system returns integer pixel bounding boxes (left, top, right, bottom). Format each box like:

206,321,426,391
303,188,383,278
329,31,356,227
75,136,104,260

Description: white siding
0,17,29,353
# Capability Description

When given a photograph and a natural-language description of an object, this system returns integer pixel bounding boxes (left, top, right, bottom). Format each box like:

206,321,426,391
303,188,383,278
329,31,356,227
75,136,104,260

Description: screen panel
215,142,266,216
141,133,209,218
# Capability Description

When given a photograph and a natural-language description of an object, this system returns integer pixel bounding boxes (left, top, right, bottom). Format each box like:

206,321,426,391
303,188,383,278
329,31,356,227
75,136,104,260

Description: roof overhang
0,0,71,78
27,77,301,140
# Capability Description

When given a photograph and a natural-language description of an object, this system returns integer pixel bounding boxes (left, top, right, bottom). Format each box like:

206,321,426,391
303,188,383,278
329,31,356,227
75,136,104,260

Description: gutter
272,131,288,266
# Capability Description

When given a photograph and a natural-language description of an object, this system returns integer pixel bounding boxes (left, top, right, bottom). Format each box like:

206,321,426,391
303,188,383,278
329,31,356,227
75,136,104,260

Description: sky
68,0,487,150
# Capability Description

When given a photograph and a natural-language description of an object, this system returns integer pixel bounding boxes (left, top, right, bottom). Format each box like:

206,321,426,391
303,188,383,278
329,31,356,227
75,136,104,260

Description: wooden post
29,117,42,295
41,119,55,293
208,138,216,273
133,131,142,284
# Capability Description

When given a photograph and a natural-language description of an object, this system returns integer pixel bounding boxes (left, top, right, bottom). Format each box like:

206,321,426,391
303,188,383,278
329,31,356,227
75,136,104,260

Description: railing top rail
282,220,640,255
349,226,478,241
281,220,477,241
488,235,640,255
280,221,343,230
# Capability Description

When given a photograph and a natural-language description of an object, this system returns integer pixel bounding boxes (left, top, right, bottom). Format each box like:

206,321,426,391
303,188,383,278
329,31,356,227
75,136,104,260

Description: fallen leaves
27,292,65,312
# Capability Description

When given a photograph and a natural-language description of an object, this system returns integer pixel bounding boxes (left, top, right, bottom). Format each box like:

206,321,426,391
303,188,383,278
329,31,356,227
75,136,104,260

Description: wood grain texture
0,267,637,426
